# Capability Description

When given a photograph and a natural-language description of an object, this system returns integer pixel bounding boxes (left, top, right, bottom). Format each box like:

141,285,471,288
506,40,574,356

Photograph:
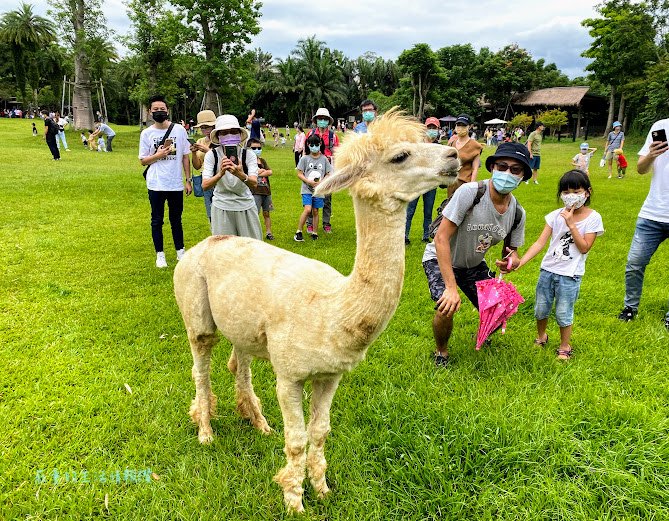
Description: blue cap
580,142,589,149
612,121,622,129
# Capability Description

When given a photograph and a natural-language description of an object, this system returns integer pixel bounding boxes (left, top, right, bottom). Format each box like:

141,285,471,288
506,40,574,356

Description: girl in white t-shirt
513,170,604,360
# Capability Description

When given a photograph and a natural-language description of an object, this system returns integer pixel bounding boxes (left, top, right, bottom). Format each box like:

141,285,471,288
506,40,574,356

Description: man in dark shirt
41,110,60,160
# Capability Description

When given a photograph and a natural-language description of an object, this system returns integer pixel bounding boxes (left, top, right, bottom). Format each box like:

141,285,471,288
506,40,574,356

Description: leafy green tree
481,44,535,116
536,109,568,136
175,0,261,112
582,0,656,132
49,0,112,129
533,59,571,89
433,44,484,118
507,113,533,131
397,43,442,118
0,3,56,97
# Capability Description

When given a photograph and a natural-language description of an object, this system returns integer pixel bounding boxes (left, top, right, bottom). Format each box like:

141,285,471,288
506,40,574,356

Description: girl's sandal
533,334,548,347
556,346,573,360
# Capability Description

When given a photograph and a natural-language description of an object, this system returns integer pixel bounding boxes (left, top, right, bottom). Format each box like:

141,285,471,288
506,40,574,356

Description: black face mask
152,111,168,123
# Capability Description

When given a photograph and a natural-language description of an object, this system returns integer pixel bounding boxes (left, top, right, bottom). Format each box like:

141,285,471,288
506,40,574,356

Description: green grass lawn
1,118,668,520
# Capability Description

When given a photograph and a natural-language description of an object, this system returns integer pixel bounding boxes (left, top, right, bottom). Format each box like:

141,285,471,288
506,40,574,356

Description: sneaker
176,248,186,261
156,252,168,268
525,180,529,185
65,148,71,152
617,306,637,322
307,225,313,234
324,224,332,233
664,316,669,331
265,232,275,241
294,231,304,242
534,180,539,185
311,233,319,240
405,237,411,245
608,175,612,179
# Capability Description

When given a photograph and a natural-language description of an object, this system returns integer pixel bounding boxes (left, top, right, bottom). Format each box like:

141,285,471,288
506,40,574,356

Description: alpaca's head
315,108,460,213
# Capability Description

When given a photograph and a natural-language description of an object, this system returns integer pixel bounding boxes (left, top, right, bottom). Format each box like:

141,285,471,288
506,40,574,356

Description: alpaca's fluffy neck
337,196,406,345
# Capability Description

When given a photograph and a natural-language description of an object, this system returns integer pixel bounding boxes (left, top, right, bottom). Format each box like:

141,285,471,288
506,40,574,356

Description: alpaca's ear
314,165,360,196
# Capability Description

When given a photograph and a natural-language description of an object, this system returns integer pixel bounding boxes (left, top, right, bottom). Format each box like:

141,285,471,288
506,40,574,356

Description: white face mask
561,192,587,209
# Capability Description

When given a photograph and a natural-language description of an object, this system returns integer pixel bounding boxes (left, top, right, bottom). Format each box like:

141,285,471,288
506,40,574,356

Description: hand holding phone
223,145,238,164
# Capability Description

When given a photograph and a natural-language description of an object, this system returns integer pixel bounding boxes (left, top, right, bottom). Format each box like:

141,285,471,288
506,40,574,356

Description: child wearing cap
614,148,628,178
295,134,331,241
571,143,597,175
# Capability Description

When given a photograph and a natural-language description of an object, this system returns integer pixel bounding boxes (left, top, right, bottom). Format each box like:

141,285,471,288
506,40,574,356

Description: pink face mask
219,133,241,146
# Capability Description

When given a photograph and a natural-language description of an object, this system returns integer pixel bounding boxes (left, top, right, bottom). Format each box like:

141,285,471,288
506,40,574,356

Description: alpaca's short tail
174,239,217,340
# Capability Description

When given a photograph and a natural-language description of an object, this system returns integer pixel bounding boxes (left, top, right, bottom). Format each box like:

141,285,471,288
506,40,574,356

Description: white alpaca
173,110,459,513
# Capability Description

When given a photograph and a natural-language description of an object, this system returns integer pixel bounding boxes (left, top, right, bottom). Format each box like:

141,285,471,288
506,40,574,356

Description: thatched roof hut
511,87,607,138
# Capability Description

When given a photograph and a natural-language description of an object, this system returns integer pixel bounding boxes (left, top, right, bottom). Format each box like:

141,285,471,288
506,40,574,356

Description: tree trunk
71,0,94,130
203,88,219,113
617,94,626,130
417,75,423,119
604,85,615,137
411,78,416,117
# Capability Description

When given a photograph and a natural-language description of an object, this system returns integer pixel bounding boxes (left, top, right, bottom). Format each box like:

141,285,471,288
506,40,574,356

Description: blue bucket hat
612,121,622,129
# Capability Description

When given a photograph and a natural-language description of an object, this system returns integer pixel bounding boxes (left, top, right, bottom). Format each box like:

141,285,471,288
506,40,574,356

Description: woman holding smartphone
201,115,262,239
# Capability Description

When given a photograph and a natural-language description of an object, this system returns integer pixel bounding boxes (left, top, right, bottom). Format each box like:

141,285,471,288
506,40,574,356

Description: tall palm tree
0,3,55,96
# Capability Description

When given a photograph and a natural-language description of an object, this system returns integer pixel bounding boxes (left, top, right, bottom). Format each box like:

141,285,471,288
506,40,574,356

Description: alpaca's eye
390,151,410,164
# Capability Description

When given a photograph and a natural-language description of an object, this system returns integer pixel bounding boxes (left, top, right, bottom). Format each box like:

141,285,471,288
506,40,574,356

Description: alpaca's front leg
307,375,341,498
188,335,218,444
273,377,307,513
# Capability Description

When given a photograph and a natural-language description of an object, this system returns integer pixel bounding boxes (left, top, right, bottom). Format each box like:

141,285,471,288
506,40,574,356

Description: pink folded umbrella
475,259,525,350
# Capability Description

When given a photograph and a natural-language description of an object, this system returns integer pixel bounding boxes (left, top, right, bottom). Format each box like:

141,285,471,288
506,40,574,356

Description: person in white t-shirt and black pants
618,120,669,329
139,94,192,268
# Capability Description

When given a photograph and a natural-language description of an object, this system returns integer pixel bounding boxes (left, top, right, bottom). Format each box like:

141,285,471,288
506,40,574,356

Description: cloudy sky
9,0,599,78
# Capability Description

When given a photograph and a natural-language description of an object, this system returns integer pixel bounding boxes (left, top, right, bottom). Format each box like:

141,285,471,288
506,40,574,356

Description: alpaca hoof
315,483,330,499
198,429,214,444
285,498,305,514
254,417,273,435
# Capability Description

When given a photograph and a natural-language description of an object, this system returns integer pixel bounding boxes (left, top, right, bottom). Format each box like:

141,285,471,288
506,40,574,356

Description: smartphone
652,128,667,143
223,145,238,164
187,138,196,145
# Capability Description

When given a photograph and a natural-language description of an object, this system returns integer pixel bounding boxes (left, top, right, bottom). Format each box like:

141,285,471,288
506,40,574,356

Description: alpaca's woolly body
174,109,460,513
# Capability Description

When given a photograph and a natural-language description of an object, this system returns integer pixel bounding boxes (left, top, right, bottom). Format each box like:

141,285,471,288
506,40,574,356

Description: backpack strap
327,130,335,152
142,122,175,179
428,180,487,239
503,200,524,252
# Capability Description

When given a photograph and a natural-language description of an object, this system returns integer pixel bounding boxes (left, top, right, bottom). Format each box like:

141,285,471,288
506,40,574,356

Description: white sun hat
210,114,248,144
312,108,334,125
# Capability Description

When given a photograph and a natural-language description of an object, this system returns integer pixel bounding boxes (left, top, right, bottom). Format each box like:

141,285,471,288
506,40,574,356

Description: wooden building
511,86,608,138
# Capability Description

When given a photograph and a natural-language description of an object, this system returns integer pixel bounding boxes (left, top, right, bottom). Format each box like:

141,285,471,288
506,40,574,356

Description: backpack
306,129,335,160
428,181,523,252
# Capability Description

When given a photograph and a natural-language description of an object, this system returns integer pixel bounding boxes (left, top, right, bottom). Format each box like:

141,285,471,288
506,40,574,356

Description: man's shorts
423,259,494,310
254,194,273,212
529,155,541,170
302,193,324,209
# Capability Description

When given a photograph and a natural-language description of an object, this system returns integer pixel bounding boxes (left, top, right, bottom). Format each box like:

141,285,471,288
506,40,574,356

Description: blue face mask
252,148,262,157
316,118,329,129
362,111,375,122
491,170,522,194
426,129,439,140
309,145,321,154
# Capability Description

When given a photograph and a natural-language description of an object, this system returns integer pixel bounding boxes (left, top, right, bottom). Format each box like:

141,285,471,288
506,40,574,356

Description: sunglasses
494,162,525,176
249,147,262,150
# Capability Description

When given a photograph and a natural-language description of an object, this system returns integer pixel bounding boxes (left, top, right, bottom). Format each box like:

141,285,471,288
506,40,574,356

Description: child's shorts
302,193,324,209
254,194,273,212
534,269,582,327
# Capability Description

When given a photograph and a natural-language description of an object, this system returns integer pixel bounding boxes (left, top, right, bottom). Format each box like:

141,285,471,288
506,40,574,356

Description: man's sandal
434,352,449,367
556,346,573,360
534,334,548,347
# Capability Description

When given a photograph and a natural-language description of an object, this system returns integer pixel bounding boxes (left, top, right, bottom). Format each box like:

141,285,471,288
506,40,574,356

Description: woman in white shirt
201,115,262,240
54,111,70,152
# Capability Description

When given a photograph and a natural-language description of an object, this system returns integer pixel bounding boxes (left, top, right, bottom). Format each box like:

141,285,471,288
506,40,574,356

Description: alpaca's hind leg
273,376,308,514
188,334,218,444
231,349,271,434
307,375,342,498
